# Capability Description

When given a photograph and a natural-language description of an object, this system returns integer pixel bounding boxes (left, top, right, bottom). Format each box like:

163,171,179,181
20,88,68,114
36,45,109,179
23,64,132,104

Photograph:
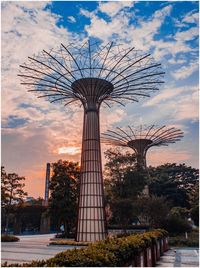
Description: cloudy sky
2,1,199,198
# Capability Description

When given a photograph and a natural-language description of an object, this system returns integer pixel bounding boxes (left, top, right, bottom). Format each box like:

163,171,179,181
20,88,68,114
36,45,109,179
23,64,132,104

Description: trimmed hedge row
2,229,168,267
49,239,89,246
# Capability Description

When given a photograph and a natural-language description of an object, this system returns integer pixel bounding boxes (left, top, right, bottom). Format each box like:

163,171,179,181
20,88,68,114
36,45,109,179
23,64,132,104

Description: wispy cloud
98,1,134,17
143,86,185,107
67,16,76,23
171,60,198,80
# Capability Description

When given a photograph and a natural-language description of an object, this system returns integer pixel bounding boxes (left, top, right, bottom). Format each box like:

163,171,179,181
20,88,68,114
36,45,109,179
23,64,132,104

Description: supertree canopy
19,40,165,242
102,125,184,168
18,41,165,107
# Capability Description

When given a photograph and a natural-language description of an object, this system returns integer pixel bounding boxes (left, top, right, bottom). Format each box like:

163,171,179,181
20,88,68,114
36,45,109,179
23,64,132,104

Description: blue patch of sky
133,1,166,19
172,71,199,88
185,37,199,49
19,103,32,108
46,1,199,45
19,103,49,114
182,121,199,167
171,1,198,19
46,1,98,33
3,115,28,128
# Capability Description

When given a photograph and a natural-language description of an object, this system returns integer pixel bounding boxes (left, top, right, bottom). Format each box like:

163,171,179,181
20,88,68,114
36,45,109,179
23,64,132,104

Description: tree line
1,149,199,236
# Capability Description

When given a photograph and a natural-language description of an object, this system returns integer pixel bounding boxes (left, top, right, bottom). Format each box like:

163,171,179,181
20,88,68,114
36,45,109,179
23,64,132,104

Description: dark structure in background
102,124,184,195
40,163,51,233
44,163,50,206
18,40,164,241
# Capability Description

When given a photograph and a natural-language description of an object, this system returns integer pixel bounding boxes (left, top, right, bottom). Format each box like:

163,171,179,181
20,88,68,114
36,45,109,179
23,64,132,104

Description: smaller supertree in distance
102,124,184,173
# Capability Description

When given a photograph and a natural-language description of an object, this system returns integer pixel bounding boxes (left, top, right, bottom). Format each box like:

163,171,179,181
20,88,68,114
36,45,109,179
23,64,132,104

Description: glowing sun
58,146,80,155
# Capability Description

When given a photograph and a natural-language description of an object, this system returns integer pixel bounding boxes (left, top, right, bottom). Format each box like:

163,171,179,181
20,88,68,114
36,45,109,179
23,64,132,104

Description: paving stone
1,234,78,265
157,247,199,267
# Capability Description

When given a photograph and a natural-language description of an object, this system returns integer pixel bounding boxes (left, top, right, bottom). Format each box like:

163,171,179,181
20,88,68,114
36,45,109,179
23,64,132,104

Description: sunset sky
2,1,199,198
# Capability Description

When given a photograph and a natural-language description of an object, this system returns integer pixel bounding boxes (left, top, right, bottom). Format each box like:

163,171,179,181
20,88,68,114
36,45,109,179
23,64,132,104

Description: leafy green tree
1,166,8,207
48,160,80,237
135,195,170,227
163,214,192,234
104,148,137,197
190,206,199,226
13,204,46,234
1,167,27,233
170,207,189,219
188,181,199,226
104,149,147,227
189,181,199,206
110,198,137,227
148,163,198,208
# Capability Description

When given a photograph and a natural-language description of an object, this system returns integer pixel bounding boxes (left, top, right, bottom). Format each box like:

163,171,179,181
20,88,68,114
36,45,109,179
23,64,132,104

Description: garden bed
2,229,168,267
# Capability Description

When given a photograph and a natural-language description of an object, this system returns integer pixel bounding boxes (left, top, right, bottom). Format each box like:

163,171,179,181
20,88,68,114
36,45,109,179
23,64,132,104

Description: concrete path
157,247,199,267
1,234,78,265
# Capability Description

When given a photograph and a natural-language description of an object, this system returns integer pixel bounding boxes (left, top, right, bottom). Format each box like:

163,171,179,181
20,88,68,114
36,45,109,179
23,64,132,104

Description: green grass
169,230,199,247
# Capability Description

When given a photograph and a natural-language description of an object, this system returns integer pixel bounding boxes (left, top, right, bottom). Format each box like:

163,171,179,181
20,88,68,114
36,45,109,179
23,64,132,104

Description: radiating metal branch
105,46,135,80
61,43,84,78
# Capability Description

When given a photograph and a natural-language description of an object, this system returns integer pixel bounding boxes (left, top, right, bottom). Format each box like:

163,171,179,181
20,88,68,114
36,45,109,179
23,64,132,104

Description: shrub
1,234,19,242
2,229,168,267
190,206,199,226
163,215,192,234
169,231,199,247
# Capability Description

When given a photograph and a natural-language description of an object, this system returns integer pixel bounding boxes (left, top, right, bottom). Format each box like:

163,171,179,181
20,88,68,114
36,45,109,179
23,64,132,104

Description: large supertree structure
18,40,164,242
102,125,184,169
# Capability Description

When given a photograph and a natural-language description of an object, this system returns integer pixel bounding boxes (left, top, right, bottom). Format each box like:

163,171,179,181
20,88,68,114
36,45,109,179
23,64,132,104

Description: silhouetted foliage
148,163,199,208
135,195,170,227
104,148,147,227
13,204,46,234
1,166,27,233
163,214,192,234
190,206,199,226
48,160,80,237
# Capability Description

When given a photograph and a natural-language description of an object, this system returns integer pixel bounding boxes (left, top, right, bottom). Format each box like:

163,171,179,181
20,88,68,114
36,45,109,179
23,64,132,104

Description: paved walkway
156,247,199,267
1,234,78,265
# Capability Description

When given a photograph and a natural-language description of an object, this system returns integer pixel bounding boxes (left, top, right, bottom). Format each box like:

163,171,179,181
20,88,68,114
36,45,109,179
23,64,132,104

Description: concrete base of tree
156,240,161,260
135,251,145,267
144,247,153,267
160,239,164,255
163,237,169,251
151,243,157,266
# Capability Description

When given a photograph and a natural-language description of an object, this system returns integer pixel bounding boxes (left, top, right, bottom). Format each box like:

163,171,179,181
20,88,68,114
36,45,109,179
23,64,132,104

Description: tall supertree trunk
76,109,106,242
